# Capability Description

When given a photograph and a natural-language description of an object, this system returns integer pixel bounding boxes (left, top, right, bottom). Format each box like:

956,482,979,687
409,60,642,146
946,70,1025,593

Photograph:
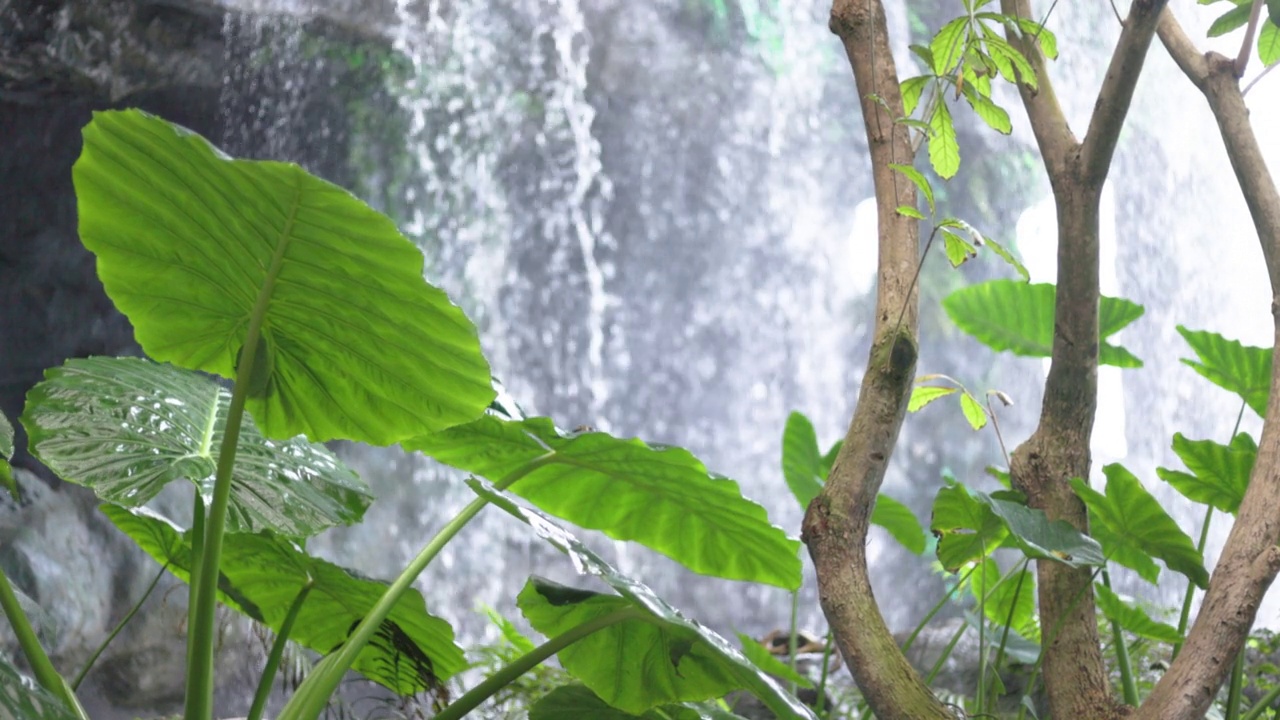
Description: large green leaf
871,493,927,555
781,412,823,510
407,416,801,589
942,281,1144,368
1177,326,1272,417
930,484,1009,571
1071,465,1209,588
980,495,1105,569
73,109,494,444
470,480,816,720
0,659,78,720
736,633,812,689
1093,583,1182,644
24,357,370,538
1156,432,1256,514
528,684,747,720
101,504,464,694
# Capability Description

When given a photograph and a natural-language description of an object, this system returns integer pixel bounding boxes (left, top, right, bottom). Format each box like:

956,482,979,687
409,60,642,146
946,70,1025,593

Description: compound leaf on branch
468,480,814,719
102,504,464,695
1071,465,1209,589
1157,432,1256,514
890,163,935,215
408,416,801,589
73,109,494,445
930,17,970,75
943,281,1143,368
1177,326,1272,417
24,357,370,538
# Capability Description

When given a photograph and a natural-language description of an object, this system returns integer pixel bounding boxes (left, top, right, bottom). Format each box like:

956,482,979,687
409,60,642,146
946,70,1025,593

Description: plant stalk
248,578,314,720
72,561,169,689
1225,644,1247,720
0,567,88,719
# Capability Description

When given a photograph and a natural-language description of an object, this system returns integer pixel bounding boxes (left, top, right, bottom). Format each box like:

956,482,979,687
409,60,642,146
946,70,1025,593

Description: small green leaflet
900,76,931,117
930,17,970,75
890,163,935,215
942,230,978,267
871,493,927,555
909,385,958,412
781,412,824,509
928,101,961,179
960,83,1012,134
984,238,1030,281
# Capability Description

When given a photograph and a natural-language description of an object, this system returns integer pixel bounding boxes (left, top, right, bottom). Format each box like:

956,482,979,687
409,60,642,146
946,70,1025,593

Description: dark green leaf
0,410,13,501
102,504,463,694
931,484,1009,571
74,109,495,445
1209,2,1253,35
1094,584,1182,644
23,357,370,538
468,481,814,719
942,281,1144,368
0,659,78,720
970,560,1039,642
908,44,935,71
981,496,1105,569
909,385,958,412
871,493,927,555
1072,465,1209,588
942,230,978,267
1177,326,1272,417
781,412,824,509
1156,433,1256,514
900,76,931,117
981,33,1038,89
928,101,961,179
736,633,812,689
408,416,801,588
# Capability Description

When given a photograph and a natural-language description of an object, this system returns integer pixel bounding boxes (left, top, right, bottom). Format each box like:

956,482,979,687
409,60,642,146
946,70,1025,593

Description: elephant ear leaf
73,109,495,445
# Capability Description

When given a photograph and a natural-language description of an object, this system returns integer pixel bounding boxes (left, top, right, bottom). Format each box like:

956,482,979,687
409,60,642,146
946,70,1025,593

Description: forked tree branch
800,1,952,718
999,1,1167,718
1133,11,1280,719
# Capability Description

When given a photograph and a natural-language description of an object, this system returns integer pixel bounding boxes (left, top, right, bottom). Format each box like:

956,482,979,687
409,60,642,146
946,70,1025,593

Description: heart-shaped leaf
871,493,927,555
930,484,1009,570
1156,432,1257,514
24,357,370,538
1177,326,1272,417
781,412,823,510
469,479,816,720
1093,583,1182,644
408,416,801,589
736,633,812,689
1072,465,1208,588
73,110,495,444
942,281,1143,368
101,504,464,695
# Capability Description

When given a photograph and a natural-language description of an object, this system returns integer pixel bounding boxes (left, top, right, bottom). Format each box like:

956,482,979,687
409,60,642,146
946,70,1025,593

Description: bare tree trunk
1132,13,1280,719
800,1,953,718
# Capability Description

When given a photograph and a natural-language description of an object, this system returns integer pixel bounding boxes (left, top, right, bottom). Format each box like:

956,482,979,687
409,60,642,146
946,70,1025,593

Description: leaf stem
248,578,313,720
72,561,169,689
0,566,87,719
433,607,647,720
1102,571,1138,705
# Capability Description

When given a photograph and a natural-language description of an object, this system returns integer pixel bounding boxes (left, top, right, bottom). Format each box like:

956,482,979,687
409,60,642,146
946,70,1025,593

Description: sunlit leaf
1071,465,1208,588
898,205,925,220
1094,584,1182,644
24,357,370,537
73,109,494,445
102,504,464,694
468,481,815,719
959,392,987,430
1209,2,1253,36
408,416,800,588
942,281,1144,368
781,411,823,510
930,17,970,75
482,606,537,654
981,32,1038,89
1177,326,1272,417
890,163,935,215
1156,432,1256,514
931,483,1009,570
928,101,961,179
871,493,927,555
910,385,958,412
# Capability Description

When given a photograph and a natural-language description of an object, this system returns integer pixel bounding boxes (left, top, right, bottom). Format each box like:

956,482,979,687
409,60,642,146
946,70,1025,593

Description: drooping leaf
1177,326,1272,417
467,480,814,719
1209,1,1254,36
73,109,495,445
482,606,537,654
942,229,978,267
736,633,812,689
931,483,1009,570
1071,465,1209,588
1093,583,1182,644
407,416,801,589
1156,432,1256,514
980,32,1038,89
961,84,1012,134
979,495,1105,569
942,281,1144,368
781,412,823,510
23,357,370,538
928,100,961,179
910,385,959,412
890,163,935,215
102,504,464,695
528,685,747,720
900,77,932,118
0,658,78,720
898,205,925,220
871,493,927,555
984,238,1030,282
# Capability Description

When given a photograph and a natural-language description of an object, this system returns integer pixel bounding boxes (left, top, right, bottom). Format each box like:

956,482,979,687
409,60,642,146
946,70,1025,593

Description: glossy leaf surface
24,357,370,537
74,110,494,445
0,659,78,720
410,416,801,588
102,504,464,694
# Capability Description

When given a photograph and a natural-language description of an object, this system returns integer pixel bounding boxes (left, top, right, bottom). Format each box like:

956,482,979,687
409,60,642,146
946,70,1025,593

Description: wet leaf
909,385,958,412
736,633,812,689
24,357,370,538
102,504,464,695
74,110,494,445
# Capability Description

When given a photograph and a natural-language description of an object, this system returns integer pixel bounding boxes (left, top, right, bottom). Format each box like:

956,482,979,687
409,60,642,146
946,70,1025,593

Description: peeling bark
801,1,953,718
